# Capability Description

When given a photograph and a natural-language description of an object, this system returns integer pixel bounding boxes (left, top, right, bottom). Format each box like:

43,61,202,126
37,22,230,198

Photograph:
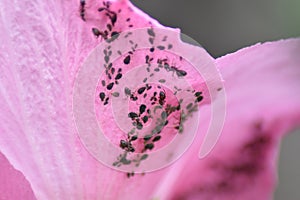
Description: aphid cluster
92,1,119,41
94,26,206,172
79,0,86,21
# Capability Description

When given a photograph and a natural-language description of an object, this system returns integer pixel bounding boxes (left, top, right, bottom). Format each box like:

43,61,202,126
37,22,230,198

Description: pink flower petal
1,0,299,199
0,152,36,199
155,38,300,200
1,0,212,199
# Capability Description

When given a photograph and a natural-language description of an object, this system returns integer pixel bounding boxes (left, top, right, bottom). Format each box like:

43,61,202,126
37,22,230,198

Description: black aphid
176,69,187,77
99,92,105,101
143,135,152,141
107,82,114,90
144,143,154,150
147,28,155,37
130,135,138,141
149,38,154,44
112,92,120,97
142,116,148,123
130,95,138,101
80,0,86,21
124,55,131,64
128,112,138,119
108,12,117,26
124,87,131,96
139,104,146,114
153,135,161,142
136,121,143,130
137,87,146,94
120,140,128,149
159,91,166,100
161,111,167,119
107,24,112,31
195,91,202,97
92,28,101,37
111,67,115,74
157,46,165,50
141,154,148,160
115,73,122,80
111,31,119,38
195,96,203,102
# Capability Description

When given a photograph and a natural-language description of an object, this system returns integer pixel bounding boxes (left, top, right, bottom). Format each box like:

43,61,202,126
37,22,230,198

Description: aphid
106,82,114,90
107,24,112,31
128,112,138,119
112,92,119,97
159,90,166,105
92,28,101,37
140,154,148,161
120,140,135,152
176,69,187,77
126,171,135,178
147,28,155,37
104,97,109,105
92,28,107,39
124,87,131,96
109,13,117,26
144,143,154,150
194,91,202,97
130,135,138,141
137,87,146,94
139,104,146,114
143,135,152,141
111,67,115,74
99,92,105,101
115,73,122,80
153,135,161,142
136,121,143,130
80,0,86,21
111,31,119,38
130,94,138,101
124,55,131,64
157,45,165,50
120,140,129,149
142,116,148,123
195,95,203,102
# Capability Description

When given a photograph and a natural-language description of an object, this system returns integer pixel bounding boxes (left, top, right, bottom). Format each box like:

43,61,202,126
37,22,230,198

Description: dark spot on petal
153,135,161,142
124,55,131,64
99,92,105,101
137,87,146,94
115,73,122,80
139,104,146,114
107,82,114,90
145,143,154,150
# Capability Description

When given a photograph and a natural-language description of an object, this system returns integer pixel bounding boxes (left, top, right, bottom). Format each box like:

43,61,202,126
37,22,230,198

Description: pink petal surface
0,0,299,200
0,152,36,200
154,38,300,200
0,0,194,199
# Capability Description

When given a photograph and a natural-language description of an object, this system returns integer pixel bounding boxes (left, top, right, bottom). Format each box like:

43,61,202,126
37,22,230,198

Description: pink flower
0,0,299,199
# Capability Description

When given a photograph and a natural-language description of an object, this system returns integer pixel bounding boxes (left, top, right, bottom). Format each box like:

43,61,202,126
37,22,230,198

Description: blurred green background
131,0,300,199
131,0,300,58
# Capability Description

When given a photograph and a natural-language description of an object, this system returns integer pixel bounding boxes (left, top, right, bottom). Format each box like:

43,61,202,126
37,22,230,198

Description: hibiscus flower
0,0,299,200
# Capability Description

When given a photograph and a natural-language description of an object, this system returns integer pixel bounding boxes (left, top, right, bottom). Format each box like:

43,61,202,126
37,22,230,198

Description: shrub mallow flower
0,0,299,199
